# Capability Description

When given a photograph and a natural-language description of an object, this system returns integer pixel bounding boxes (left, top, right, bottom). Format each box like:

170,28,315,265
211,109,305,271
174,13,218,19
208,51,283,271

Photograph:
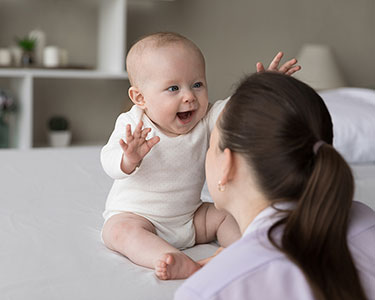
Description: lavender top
175,201,375,300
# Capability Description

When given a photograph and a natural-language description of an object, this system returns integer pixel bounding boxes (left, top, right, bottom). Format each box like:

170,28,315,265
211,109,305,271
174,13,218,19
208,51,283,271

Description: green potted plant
47,115,72,147
16,36,36,66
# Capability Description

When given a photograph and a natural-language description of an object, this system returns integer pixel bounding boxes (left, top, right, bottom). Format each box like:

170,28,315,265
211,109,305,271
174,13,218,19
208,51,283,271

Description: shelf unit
0,0,128,149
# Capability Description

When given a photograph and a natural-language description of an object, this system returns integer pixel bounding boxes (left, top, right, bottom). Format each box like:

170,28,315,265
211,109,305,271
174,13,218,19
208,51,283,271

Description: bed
1,88,374,300
0,146,219,300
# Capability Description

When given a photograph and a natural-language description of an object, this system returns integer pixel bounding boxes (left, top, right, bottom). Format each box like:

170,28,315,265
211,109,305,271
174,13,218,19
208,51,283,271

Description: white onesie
101,99,227,249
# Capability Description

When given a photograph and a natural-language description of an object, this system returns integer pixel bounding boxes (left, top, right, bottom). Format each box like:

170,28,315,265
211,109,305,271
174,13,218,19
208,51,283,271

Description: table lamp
294,44,346,91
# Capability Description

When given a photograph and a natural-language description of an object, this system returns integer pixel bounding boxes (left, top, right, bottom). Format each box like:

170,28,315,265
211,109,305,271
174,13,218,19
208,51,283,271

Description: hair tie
313,140,326,155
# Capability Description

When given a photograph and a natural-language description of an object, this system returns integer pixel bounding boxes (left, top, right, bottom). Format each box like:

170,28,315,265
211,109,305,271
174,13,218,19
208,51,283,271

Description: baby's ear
128,86,145,109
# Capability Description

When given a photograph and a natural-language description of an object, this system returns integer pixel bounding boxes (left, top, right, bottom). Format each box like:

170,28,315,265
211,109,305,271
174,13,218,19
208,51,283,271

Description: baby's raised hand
119,120,160,174
256,51,301,75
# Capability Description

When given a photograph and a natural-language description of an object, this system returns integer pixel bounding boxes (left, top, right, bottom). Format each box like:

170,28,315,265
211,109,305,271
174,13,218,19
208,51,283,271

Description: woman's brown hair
218,72,367,300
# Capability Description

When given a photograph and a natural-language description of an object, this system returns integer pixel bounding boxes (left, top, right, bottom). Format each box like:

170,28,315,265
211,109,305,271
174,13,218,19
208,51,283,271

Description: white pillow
319,88,375,163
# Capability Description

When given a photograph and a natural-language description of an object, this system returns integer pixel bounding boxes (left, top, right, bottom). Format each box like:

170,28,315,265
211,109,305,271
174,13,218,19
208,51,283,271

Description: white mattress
0,147,217,300
1,147,374,300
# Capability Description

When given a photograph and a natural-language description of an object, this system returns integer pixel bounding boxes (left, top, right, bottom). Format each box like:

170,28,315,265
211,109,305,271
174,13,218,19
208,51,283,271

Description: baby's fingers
268,51,283,70
146,136,160,149
279,58,298,74
133,120,144,139
119,138,128,152
285,65,301,76
141,127,152,139
256,62,265,73
125,124,133,142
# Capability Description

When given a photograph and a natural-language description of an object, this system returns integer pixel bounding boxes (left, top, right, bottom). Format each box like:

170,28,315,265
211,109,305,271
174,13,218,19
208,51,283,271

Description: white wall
128,0,375,102
1,0,373,145
0,0,98,67
33,79,129,146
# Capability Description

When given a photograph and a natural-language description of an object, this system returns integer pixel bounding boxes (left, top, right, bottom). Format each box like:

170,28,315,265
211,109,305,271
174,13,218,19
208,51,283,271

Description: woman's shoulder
176,233,313,300
348,201,375,238
346,202,375,300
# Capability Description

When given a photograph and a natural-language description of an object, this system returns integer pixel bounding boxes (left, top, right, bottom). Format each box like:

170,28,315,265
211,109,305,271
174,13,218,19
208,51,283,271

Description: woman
175,72,375,300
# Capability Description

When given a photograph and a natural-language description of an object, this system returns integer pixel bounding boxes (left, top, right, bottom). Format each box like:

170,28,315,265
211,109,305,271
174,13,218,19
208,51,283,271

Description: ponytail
268,144,367,300
218,72,367,300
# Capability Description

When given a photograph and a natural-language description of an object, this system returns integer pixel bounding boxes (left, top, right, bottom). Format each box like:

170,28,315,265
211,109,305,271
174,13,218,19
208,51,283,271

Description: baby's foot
155,252,201,280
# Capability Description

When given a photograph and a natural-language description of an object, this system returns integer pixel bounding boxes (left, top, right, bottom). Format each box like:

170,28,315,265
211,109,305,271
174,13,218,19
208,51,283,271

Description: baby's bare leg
102,212,200,279
102,212,174,267
194,203,241,266
194,202,241,247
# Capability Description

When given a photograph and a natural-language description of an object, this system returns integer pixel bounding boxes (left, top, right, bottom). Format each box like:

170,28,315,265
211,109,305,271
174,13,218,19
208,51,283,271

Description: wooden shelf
0,68,128,79
0,0,128,149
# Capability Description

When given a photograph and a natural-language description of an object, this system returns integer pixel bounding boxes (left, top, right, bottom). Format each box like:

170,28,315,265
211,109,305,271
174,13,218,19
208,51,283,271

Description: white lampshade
295,44,346,91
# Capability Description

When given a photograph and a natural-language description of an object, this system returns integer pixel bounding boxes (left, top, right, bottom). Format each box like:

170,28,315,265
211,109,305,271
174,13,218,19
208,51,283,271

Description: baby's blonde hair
126,32,205,87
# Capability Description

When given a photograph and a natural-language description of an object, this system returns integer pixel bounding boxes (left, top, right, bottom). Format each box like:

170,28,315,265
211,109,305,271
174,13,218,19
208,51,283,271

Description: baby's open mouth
177,111,193,120
176,110,195,124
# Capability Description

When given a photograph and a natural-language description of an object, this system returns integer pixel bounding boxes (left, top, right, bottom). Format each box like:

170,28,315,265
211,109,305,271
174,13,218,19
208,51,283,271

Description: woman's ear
128,86,145,109
220,148,235,185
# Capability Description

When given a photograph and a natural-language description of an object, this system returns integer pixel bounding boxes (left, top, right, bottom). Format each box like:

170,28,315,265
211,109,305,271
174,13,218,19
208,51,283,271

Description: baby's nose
183,90,196,103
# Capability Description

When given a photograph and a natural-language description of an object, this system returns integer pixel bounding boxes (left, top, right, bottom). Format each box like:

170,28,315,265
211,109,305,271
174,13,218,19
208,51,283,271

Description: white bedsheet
0,147,374,300
0,147,217,300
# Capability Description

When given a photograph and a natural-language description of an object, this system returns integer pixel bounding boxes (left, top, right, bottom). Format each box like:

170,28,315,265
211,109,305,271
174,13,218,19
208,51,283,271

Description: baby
101,32,299,280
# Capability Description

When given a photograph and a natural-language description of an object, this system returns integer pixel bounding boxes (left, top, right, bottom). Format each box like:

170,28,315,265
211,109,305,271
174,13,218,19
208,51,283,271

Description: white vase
29,29,46,66
48,130,72,147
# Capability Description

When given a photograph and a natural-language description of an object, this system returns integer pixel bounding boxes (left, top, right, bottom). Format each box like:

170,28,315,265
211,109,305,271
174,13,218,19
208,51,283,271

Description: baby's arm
119,120,160,174
256,51,301,75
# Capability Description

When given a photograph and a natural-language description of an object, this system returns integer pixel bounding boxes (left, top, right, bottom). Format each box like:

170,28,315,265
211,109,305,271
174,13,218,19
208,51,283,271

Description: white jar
43,46,60,68
10,46,22,66
0,48,12,66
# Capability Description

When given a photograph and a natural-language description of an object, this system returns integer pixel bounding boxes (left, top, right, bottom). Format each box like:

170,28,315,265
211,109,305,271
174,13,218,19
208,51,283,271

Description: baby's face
139,44,209,136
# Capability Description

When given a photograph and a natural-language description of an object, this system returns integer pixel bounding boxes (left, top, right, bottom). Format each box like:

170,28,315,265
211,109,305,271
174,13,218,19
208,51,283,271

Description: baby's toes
155,268,167,280
160,271,168,280
155,259,166,269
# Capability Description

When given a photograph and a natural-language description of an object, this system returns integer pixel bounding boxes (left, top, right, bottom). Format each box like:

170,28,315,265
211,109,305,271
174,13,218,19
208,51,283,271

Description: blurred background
128,0,375,99
0,0,374,149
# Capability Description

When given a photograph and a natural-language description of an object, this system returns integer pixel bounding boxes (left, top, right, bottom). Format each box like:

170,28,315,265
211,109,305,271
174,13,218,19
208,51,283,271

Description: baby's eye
193,82,203,88
168,86,179,92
